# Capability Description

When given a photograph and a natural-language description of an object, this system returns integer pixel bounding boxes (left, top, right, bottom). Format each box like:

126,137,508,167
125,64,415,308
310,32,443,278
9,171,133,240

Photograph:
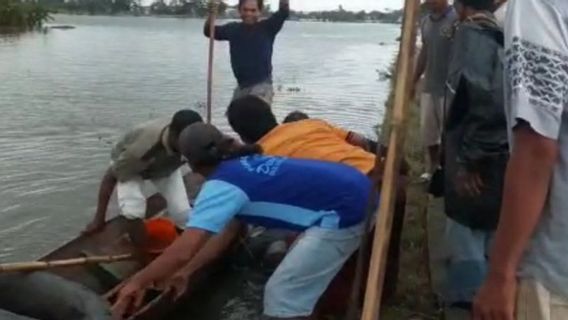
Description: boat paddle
0,253,134,273
206,0,218,124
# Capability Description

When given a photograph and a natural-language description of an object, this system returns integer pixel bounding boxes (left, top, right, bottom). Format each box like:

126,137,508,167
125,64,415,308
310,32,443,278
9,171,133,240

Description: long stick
360,1,419,319
206,0,218,124
0,254,133,273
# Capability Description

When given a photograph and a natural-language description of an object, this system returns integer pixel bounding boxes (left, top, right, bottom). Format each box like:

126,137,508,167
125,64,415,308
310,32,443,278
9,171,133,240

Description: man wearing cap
83,110,203,248
112,123,375,320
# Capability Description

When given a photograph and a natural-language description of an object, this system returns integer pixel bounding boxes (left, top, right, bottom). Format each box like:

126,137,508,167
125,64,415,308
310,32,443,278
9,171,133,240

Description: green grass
0,0,52,30
378,58,440,319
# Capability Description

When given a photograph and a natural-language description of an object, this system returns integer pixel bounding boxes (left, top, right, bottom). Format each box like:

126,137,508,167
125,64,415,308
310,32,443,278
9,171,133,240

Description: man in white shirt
473,0,568,319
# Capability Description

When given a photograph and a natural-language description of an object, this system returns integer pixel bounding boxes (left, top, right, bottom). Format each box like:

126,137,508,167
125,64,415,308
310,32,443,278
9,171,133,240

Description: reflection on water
0,15,399,263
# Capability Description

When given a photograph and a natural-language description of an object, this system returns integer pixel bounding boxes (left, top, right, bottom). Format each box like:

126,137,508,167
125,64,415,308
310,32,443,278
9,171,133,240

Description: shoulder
292,118,332,129
115,118,167,148
447,7,459,22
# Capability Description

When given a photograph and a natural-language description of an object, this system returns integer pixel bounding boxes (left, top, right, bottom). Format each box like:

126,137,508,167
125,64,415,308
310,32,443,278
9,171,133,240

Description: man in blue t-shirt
112,123,375,320
204,0,289,105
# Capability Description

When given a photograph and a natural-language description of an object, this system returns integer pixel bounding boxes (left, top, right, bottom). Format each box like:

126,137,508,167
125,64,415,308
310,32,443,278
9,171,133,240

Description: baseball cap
178,123,225,166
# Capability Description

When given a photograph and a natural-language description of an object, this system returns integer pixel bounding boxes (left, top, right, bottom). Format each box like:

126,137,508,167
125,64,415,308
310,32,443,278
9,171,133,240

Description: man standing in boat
112,123,374,320
204,0,290,105
83,110,203,247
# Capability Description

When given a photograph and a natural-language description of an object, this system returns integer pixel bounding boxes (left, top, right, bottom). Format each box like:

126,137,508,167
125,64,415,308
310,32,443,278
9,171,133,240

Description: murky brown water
0,14,400,319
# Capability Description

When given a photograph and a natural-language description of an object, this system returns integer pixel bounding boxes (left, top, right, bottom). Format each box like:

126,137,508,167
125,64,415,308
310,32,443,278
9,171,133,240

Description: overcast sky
226,0,404,12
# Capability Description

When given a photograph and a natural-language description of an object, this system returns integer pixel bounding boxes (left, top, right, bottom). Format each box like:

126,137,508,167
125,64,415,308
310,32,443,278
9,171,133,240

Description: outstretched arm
83,167,117,234
264,0,290,35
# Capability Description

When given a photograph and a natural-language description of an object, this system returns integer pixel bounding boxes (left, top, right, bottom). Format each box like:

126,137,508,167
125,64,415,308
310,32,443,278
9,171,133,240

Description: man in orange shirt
227,96,378,176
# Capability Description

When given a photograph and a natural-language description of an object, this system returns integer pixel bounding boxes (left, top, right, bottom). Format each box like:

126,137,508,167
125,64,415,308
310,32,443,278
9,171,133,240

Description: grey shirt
110,118,183,182
420,7,457,96
505,0,568,299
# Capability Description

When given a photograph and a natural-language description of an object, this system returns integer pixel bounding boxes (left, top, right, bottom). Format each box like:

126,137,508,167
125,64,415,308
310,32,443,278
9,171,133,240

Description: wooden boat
30,170,409,320
37,174,237,320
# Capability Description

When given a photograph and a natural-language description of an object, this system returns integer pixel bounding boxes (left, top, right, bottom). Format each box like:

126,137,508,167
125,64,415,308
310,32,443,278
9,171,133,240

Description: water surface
0,15,399,262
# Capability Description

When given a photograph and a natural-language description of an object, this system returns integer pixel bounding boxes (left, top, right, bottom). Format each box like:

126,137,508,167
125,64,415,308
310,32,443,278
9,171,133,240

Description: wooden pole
206,0,218,124
0,254,133,273
360,0,419,319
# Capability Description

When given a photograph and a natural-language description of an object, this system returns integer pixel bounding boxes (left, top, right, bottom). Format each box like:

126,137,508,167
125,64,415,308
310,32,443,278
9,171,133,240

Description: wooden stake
206,0,218,124
360,0,420,319
0,254,133,273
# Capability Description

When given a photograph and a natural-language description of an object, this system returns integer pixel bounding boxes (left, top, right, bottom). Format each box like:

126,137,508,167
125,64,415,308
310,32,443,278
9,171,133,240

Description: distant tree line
24,0,426,23
289,6,405,24
39,0,229,16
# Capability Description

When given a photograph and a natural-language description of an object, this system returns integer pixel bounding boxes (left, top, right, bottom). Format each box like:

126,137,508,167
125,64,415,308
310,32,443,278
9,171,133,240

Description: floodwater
0,14,400,319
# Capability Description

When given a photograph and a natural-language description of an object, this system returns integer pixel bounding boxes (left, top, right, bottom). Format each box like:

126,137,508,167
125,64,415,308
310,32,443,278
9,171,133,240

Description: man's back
421,7,457,96
188,155,372,233
111,118,182,181
258,119,375,174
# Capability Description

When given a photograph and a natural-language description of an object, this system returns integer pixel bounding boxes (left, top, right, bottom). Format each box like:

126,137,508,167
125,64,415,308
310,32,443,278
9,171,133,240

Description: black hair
283,111,310,123
226,95,278,144
238,0,263,10
194,139,263,167
170,110,203,140
456,0,494,10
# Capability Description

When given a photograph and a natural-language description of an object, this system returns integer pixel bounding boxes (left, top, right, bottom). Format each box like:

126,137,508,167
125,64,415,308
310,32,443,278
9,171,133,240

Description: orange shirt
258,119,376,174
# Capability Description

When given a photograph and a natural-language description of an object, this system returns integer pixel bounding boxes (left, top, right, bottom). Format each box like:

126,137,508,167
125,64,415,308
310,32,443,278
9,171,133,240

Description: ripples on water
0,15,399,263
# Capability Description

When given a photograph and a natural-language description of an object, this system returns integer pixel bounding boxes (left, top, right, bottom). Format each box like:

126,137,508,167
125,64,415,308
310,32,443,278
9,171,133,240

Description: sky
225,0,404,12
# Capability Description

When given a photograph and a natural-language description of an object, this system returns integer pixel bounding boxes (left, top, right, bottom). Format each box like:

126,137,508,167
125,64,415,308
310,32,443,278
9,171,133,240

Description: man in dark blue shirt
204,0,290,105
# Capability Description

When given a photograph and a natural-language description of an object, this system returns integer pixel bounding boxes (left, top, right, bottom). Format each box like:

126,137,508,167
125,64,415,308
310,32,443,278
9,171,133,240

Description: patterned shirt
505,0,568,299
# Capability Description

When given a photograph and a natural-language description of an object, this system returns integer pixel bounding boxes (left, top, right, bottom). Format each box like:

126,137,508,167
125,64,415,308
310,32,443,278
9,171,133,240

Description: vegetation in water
0,0,52,30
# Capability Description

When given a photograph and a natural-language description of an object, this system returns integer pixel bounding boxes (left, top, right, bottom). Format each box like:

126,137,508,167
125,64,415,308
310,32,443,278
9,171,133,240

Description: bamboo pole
360,0,420,319
206,0,218,124
0,254,133,273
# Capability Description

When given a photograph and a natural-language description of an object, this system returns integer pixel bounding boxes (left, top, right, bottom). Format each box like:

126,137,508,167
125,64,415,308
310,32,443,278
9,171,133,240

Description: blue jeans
445,218,494,304
263,223,364,318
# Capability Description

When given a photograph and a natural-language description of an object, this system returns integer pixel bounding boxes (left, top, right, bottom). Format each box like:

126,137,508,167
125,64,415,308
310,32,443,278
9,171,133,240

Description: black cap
178,123,225,165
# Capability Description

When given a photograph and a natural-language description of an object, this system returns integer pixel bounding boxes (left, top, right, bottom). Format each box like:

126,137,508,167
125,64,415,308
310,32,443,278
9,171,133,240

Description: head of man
168,109,203,152
455,0,494,20
239,0,263,25
283,111,310,123
226,95,278,144
178,123,261,176
424,0,450,14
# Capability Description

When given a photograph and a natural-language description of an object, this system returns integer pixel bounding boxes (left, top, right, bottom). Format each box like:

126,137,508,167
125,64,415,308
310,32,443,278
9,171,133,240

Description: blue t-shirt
212,9,289,87
187,155,375,234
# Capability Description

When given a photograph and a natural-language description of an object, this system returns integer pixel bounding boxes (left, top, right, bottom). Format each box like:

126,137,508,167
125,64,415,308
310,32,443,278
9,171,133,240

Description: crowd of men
417,0,568,319
78,0,568,319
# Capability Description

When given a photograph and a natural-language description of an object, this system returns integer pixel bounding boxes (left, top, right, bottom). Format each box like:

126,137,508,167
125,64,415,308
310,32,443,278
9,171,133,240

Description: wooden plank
206,0,217,124
360,1,420,319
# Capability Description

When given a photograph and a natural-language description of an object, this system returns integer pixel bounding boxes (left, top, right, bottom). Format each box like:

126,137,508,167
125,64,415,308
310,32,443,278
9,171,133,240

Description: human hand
111,280,148,320
82,219,105,236
472,273,517,320
456,168,484,197
159,271,190,301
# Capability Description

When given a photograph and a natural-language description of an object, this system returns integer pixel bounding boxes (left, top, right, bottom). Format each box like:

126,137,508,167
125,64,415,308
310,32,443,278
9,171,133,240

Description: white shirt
505,0,568,299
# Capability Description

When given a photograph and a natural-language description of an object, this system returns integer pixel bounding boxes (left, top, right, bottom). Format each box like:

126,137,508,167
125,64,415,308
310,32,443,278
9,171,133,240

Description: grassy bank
379,58,440,319
0,0,51,31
